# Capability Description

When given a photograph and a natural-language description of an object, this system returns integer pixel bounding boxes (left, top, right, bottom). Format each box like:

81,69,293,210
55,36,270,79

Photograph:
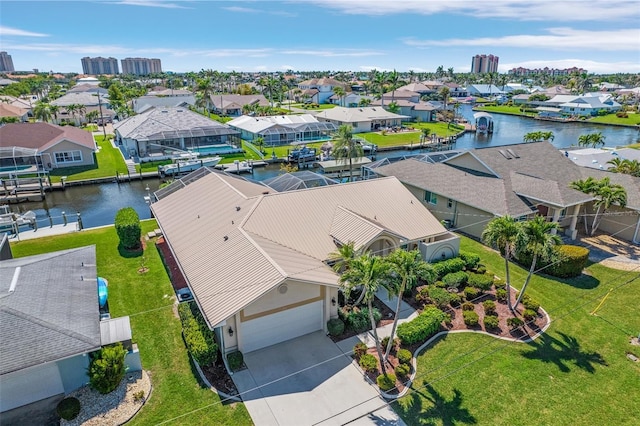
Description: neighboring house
51,92,113,125
0,122,96,170
564,147,640,171
327,93,374,107
208,94,269,116
0,103,29,122
114,107,240,160
371,141,640,243
147,87,192,96
370,90,436,122
297,78,348,104
396,82,436,95
151,170,459,355
557,95,621,116
227,114,336,146
444,82,469,98
67,84,107,95
598,82,625,92
315,106,410,133
0,95,33,116
466,85,505,97
512,94,532,105
0,78,17,87
132,94,195,114
0,246,138,422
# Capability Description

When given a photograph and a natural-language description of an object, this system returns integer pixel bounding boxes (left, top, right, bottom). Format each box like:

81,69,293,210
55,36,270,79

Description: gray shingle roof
0,246,101,375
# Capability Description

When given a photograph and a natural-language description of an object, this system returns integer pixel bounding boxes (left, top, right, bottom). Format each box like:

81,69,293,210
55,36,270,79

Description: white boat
159,156,221,176
223,160,253,174
0,205,36,233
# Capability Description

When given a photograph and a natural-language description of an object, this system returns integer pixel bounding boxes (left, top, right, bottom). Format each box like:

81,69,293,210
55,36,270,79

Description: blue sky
1,0,639,74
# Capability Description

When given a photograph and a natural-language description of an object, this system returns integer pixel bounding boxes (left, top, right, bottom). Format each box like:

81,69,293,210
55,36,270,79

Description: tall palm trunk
590,205,603,236
369,299,386,374
348,156,353,182
514,251,537,309
383,281,404,363
504,249,514,312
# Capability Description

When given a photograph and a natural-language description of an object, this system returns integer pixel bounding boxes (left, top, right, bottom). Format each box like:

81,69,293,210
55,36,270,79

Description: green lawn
359,122,461,148
10,222,252,426
473,105,536,117
588,112,640,126
49,135,128,183
393,236,640,425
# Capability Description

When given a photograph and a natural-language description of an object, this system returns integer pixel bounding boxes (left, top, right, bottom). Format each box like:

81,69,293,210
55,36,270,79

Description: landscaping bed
200,354,239,398
328,296,395,343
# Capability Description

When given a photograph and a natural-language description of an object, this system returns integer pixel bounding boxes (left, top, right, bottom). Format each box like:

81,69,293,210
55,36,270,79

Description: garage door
241,301,323,353
0,362,64,412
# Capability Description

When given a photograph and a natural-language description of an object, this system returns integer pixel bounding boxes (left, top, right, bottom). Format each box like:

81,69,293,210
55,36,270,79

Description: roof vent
236,206,241,211
224,236,229,241
506,149,520,158
499,150,512,159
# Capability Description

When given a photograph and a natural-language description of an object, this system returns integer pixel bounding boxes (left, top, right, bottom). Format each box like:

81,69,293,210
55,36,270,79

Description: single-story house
297,78,348,104
114,107,241,161
0,96,33,116
557,95,621,116
564,147,640,171
396,82,436,95
511,94,532,105
371,141,640,244
51,92,114,125
227,114,337,146
0,103,29,122
315,106,410,133
327,93,374,107
67,84,107,95
0,246,138,423
0,122,96,170
132,94,195,114
151,171,460,355
208,94,269,116
466,85,505,97
370,91,436,122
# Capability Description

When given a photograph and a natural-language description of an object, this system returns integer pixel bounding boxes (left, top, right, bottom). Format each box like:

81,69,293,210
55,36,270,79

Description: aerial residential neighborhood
1,1,639,425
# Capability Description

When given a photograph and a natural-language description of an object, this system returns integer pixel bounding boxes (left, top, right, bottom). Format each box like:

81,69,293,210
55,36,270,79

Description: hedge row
178,302,218,366
397,306,446,345
517,244,589,278
432,257,466,279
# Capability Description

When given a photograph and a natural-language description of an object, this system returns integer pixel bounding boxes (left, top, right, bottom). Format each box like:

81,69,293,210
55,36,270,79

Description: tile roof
151,172,447,328
0,246,101,375
51,92,107,107
0,103,27,118
314,106,410,122
0,122,96,151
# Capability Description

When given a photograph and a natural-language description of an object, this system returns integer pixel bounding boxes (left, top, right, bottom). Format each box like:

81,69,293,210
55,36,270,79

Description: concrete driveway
232,331,405,426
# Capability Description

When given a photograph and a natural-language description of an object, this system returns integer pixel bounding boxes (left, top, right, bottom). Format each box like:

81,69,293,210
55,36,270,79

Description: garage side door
241,301,323,353
0,362,64,412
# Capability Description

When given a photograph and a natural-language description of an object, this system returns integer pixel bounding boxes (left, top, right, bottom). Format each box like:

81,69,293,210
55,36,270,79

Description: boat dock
0,177,51,204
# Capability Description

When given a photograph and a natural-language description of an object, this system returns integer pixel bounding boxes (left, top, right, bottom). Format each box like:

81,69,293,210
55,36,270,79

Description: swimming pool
0,165,33,173
190,145,243,155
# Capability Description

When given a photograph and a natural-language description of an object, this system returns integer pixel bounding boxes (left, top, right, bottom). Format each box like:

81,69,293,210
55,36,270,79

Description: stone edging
379,307,552,400
190,355,243,403
119,370,153,426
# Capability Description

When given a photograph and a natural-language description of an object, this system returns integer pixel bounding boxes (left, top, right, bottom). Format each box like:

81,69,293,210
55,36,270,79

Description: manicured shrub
353,342,368,360
381,336,399,352
57,397,81,420
327,318,345,336
442,271,469,289
339,306,381,333
463,310,479,326
178,302,218,366
88,343,127,394
114,207,141,250
483,315,500,329
496,288,507,303
449,293,462,307
459,252,481,270
397,348,412,365
432,257,466,279
523,309,538,321
428,286,452,308
377,373,397,391
476,265,487,275
507,317,524,329
468,273,494,291
434,280,447,288
462,301,475,311
522,296,540,313
133,390,145,402
359,353,378,373
463,286,480,301
482,300,496,315
517,245,589,278
397,306,446,345
415,285,431,304
227,351,244,371
395,363,410,378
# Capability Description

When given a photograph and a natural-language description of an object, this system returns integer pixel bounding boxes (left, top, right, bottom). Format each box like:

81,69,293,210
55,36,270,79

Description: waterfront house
208,94,269,116
315,106,410,133
50,91,114,125
113,107,241,161
543,93,621,116
0,122,96,170
227,114,336,146
466,84,504,97
132,94,195,114
0,246,138,422
297,78,348,104
370,141,640,244
151,170,459,355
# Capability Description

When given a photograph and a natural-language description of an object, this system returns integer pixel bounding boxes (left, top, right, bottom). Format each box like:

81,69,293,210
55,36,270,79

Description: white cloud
310,0,640,22
403,28,640,51
221,6,259,13
115,0,190,9
281,49,383,57
222,6,296,17
0,26,49,37
501,59,640,74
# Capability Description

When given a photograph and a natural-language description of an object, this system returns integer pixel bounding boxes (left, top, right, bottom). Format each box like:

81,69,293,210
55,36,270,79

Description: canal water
7,106,639,229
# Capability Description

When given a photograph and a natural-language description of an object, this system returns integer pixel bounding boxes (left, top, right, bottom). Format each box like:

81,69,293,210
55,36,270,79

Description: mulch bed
328,296,395,343
155,236,188,290
200,355,240,398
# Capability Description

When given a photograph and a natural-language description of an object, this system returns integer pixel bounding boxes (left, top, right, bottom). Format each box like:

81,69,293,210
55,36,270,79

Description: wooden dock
0,177,50,203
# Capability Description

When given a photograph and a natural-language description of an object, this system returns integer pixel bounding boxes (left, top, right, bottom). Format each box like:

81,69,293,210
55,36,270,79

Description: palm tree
439,86,450,112
481,216,525,312
332,124,364,182
589,178,627,236
333,86,346,107
33,101,52,122
328,241,358,274
195,78,214,115
387,101,400,114
387,69,400,104
421,128,431,145
607,158,640,177
340,253,390,373
569,177,599,234
513,216,562,309
578,132,606,148
374,71,387,108
49,104,60,124
383,249,435,363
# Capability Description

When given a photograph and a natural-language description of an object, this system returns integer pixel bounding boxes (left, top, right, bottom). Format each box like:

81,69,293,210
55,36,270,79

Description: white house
297,78,348,104
227,114,336,146
315,106,410,133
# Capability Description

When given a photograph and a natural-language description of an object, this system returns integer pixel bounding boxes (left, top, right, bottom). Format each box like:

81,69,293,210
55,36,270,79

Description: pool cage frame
0,146,50,177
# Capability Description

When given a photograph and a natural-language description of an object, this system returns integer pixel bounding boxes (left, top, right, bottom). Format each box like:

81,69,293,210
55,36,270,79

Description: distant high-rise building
121,58,162,76
81,57,119,75
508,66,588,76
471,54,499,74
0,52,15,72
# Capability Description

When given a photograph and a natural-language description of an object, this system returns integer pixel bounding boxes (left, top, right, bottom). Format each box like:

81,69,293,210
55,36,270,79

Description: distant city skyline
1,0,639,74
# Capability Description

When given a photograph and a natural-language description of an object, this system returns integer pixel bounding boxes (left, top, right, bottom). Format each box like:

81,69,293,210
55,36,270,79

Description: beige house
151,170,459,355
315,106,410,133
372,141,640,244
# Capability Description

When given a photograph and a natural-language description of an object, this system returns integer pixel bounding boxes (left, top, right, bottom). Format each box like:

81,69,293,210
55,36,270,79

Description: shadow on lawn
546,270,601,290
523,332,607,373
398,384,476,425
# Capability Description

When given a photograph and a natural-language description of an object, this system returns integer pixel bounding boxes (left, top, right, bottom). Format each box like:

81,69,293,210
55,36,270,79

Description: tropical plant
523,131,554,143
339,253,391,373
513,216,562,308
570,177,627,235
33,101,52,122
383,249,435,363
88,343,127,394
607,158,640,177
569,177,599,233
481,216,525,312
578,132,606,148
387,101,400,114
332,124,364,182
333,86,346,107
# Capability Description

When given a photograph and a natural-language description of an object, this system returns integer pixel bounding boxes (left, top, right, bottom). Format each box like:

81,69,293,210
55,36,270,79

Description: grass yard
473,105,536,117
9,221,252,426
588,112,640,126
359,122,461,148
49,135,128,183
393,235,640,425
